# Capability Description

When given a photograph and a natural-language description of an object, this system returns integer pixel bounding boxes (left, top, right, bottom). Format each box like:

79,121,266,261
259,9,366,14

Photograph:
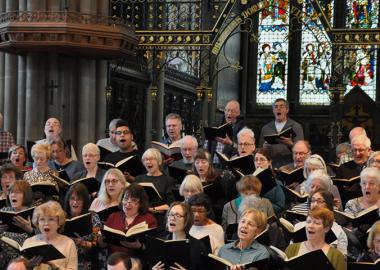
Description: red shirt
105,211,157,254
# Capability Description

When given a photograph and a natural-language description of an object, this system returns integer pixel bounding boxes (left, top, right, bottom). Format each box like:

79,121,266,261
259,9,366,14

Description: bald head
349,127,367,142
224,100,240,123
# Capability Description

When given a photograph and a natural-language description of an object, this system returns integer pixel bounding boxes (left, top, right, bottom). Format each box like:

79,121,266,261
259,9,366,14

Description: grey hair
305,169,332,194
360,167,380,185
237,127,255,141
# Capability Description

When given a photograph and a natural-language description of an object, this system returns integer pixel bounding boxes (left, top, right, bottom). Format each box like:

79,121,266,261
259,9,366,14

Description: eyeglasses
115,130,131,135
351,148,368,154
105,179,119,185
168,212,185,219
122,197,140,204
238,143,254,147
273,104,286,109
224,109,238,114
370,159,380,165
293,151,309,157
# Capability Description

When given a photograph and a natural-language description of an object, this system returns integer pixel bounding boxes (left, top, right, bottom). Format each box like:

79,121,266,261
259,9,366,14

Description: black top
104,150,138,164
72,167,106,184
165,234,209,270
135,174,176,207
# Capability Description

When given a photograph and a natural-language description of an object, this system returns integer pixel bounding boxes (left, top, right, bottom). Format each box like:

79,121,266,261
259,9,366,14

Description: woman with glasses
152,202,208,270
218,208,270,269
367,151,380,170
135,148,176,212
23,143,59,204
254,148,285,216
63,183,104,270
285,207,346,270
103,184,157,256
72,143,106,184
23,200,78,270
89,168,127,212
292,189,348,256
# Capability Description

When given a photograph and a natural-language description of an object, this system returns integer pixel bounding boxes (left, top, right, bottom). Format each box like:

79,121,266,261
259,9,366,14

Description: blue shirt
218,240,270,265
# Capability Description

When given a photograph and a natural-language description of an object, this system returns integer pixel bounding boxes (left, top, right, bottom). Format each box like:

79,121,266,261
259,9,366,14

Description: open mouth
85,161,91,165
11,199,17,203
44,228,50,232
146,164,153,169
48,129,54,133
15,158,20,162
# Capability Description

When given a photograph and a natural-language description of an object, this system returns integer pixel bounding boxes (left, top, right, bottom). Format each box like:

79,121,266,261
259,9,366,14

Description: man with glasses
205,100,245,164
279,140,311,173
104,120,144,181
258,98,304,168
335,134,372,205
97,118,138,160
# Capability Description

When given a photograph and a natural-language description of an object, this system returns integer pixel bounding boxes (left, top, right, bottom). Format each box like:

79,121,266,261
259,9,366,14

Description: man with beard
258,98,304,168
170,135,198,171
104,120,144,182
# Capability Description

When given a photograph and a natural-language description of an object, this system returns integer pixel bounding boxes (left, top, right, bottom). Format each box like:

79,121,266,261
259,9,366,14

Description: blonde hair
32,201,66,232
97,169,127,205
82,143,100,156
240,208,267,233
367,220,380,250
31,143,52,160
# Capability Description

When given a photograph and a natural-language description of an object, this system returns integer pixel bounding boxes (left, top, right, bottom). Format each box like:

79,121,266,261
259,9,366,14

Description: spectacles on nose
168,213,184,219
105,179,119,185
239,143,254,147
122,197,140,204
115,130,130,135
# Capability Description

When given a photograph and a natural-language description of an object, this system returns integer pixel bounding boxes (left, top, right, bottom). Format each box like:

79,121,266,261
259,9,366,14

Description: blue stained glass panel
256,2,290,105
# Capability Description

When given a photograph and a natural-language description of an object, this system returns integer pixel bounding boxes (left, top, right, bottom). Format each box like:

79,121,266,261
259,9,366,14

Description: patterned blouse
0,206,30,268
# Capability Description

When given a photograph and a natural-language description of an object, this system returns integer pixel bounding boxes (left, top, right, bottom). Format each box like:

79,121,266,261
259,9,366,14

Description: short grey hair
367,151,380,167
360,167,380,185
180,135,198,149
351,134,371,149
305,169,332,194
303,154,327,178
142,148,163,166
237,127,255,141
179,174,203,196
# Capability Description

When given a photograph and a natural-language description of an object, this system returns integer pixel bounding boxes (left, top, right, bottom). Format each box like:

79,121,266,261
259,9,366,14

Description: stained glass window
256,1,290,105
299,0,332,105
344,46,377,99
346,0,379,28
345,1,378,100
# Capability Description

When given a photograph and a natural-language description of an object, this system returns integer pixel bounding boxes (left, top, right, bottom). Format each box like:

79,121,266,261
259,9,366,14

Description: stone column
0,0,5,113
155,64,165,141
46,0,60,11
77,59,96,148
17,0,26,144
3,0,18,133
144,85,153,148
96,60,107,140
